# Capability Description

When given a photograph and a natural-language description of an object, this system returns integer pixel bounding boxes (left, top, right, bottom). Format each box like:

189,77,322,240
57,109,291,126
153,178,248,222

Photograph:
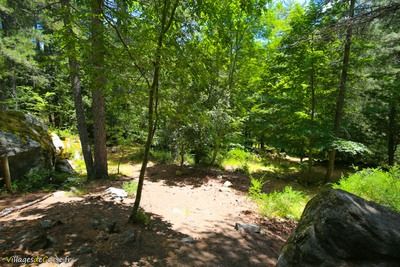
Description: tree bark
326,0,355,182
130,0,178,222
388,100,397,166
91,0,108,179
1,156,12,192
308,37,316,175
61,0,95,179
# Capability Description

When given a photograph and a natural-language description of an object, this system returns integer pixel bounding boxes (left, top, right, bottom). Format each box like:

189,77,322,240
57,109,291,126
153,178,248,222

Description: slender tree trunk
308,38,315,174
1,156,12,192
326,0,355,182
11,66,17,110
130,35,162,223
388,100,397,166
61,0,95,179
180,147,185,167
91,0,108,179
130,0,178,222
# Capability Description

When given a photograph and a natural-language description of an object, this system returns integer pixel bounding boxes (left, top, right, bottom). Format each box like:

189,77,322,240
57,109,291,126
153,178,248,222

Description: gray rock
181,237,196,243
105,187,128,199
122,230,136,244
55,159,75,174
77,245,93,255
22,231,55,250
40,219,53,229
51,133,64,154
234,223,261,233
96,231,109,241
0,111,56,179
223,181,233,187
105,220,119,233
277,189,400,267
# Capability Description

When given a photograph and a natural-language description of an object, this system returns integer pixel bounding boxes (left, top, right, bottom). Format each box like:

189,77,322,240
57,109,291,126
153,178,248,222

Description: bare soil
0,163,296,267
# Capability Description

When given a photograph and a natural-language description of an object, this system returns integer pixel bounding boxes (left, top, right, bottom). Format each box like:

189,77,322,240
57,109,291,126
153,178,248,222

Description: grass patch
65,186,88,197
249,177,309,220
333,166,400,212
221,148,264,173
130,208,151,225
150,150,173,164
122,180,138,197
11,167,72,192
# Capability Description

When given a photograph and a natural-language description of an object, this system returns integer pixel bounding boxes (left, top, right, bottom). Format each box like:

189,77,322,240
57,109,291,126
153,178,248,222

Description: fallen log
0,193,53,217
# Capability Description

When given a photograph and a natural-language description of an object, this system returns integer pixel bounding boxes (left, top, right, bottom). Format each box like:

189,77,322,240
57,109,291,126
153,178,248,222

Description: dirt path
0,164,296,266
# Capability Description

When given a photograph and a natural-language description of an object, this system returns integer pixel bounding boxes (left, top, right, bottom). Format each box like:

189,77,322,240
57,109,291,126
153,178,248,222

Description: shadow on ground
0,195,289,267
146,164,250,192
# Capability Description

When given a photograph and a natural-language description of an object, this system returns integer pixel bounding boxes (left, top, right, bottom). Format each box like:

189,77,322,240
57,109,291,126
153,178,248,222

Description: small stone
223,181,233,187
122,230,136,244
91,219,101,229
106,221,119,233
217,175,223,179
40,219,53,229
235,223,261,233
181,237,196,243
105,187,128,198
96,231,109,241
46,235,57,244
77,245,93,254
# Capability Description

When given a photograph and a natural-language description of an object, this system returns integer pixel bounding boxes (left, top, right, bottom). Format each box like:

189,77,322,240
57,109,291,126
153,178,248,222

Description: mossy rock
0,111,55,180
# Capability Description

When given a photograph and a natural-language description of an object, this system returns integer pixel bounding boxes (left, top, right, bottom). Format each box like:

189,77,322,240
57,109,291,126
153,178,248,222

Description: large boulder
0,111,56,179
277,189,400,267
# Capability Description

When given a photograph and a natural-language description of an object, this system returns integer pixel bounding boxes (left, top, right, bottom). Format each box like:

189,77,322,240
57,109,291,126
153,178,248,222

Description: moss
0,111,55,165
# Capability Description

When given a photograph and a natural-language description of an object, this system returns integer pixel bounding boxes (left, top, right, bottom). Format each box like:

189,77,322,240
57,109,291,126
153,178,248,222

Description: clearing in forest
0,163,296,267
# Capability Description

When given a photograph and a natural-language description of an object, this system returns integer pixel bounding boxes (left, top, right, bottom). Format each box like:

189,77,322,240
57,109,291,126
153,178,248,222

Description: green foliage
254,186,309,220
122,180,138,197
131,208,151,225
222,148,260,168
12,167,70,192
333,167,400,212
331,139,371,156
150,150,173,164
248,177,265,199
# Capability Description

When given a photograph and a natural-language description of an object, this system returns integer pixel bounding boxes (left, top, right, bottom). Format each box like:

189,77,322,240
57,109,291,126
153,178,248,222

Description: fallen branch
0,193,53,218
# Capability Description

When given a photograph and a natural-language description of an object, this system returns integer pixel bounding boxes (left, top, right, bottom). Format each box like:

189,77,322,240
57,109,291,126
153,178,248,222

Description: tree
326,0,356,181
129,0,179,222
90,0,108,179
61,0,94,178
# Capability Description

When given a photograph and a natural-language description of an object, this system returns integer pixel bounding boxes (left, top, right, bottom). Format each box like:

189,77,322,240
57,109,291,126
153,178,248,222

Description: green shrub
255,186,309,220
249,177,265,198
151,150,173,164
333,166,400,212
226,148,255,162
122,180,138,197
130,208,150,225
221,148,261,173
12,167,70,192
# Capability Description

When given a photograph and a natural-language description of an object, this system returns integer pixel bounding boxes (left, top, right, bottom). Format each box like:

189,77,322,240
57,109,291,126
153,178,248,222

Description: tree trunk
1,156,12,192
388,100,397,166
179,143,185,167
130,0,178,222
308,37,316,175
91,0,108,179
326,0,355,182
61,0,95,179
11,65,17,110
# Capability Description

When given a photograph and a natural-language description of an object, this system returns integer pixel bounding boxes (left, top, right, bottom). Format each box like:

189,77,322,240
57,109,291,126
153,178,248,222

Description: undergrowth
333,166,400,212
122,180,138,197
249,177,309,220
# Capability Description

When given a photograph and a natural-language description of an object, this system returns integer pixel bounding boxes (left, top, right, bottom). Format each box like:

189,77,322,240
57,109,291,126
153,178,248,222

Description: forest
0,0,400,266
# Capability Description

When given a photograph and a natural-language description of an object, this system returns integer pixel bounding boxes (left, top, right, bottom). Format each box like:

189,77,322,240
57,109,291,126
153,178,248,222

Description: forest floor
0,162,297,267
